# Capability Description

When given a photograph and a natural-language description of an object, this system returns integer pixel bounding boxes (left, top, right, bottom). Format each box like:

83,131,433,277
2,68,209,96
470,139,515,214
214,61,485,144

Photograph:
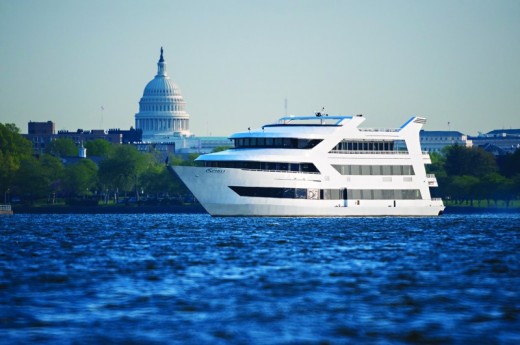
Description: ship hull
171,166,444,217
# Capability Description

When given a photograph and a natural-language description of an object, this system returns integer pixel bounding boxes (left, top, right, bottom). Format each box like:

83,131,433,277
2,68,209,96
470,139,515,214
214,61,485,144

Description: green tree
497,177,515,207
140,164,189,198
0,123,33,199
444,145,497,177
427,152,446,176
479,173,515,207
512,174,520,201
14,157,47,203
63,159,98,197
212,146,232,153
98,145,149,197
40,154,65,197
13,154,66,204
85,139,113,157
182,153,200,166
41,154,64,182
448,175,479,205
167,154,185,166
45,138,77,157
498,148,520,178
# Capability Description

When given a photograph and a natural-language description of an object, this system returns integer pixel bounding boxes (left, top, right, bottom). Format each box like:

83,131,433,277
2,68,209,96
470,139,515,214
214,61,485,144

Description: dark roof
486,129,520,136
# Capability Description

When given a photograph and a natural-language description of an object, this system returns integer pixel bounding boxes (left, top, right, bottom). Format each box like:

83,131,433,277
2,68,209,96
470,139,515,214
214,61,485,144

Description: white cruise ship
172,114,445,216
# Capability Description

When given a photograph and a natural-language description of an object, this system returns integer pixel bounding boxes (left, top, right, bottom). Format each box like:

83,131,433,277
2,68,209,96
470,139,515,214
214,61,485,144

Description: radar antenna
315,107,327,117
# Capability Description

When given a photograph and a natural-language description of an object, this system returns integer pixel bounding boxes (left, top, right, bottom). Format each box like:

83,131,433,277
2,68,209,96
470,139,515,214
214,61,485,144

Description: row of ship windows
201,160,415,176
331,140,408,153
200,160,320,173
229,186,422,200
332,164,415,176
233,138,322,149
231,138,409,153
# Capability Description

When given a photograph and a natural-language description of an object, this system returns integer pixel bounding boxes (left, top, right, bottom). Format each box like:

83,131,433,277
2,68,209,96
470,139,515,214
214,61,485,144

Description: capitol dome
135,48,190,140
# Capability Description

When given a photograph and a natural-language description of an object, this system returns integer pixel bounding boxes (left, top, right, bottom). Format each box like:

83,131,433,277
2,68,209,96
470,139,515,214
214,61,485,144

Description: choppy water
0,213,519,344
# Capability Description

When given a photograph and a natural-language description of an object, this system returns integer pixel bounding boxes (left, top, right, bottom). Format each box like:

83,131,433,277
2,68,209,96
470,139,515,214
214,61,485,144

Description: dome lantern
157,46,167,76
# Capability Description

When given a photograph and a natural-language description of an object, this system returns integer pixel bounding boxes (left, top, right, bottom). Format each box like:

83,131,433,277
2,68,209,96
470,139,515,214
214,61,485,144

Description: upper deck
262,115,353,128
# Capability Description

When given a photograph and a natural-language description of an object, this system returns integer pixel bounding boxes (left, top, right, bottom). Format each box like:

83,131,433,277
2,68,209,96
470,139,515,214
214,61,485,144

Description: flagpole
100,106,104,129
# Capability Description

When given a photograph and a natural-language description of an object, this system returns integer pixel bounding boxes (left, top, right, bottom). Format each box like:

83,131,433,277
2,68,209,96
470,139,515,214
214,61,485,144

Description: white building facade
419,130,473,153
135,47,190,141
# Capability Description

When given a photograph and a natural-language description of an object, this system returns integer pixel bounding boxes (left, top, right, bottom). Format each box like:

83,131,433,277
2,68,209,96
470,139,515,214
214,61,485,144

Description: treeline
2,123,520,207
429,145,520,206
0,123,197,205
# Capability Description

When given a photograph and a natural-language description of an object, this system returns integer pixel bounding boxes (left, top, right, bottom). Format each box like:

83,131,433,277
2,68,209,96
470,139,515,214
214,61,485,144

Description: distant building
107,127,143,144
56,129,122,145
135,142,175,162
132,47,230,153
28,121,55,135
27,121,56,154
470,129,520,155
24,121,141,155
135,47,190,141
419,130,473,153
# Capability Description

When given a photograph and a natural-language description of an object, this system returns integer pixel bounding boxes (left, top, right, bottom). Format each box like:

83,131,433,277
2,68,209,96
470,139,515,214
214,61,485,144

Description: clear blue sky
1,0,519,136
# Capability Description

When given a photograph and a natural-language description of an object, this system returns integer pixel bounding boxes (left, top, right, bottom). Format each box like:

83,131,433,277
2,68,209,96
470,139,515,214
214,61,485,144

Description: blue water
1,214,519,344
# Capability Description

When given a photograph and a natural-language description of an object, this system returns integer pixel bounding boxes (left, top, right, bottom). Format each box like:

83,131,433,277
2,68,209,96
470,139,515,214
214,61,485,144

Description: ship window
382,190,395,199
330,189,341,200
233,137,323,149
282,188,294,198
295,189,307,199
392,166,402,175
350,189,361,199
403,165,414,175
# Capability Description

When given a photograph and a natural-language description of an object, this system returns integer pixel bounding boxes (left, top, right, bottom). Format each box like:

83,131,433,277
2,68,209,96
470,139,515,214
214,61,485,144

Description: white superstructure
172,114,444,216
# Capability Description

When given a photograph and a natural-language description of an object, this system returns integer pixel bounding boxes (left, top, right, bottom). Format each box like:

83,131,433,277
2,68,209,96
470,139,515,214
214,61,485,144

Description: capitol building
135,48,191,141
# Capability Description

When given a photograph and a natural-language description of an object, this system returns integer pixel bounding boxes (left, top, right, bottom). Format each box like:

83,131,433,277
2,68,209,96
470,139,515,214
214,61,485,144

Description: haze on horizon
1,0,519,137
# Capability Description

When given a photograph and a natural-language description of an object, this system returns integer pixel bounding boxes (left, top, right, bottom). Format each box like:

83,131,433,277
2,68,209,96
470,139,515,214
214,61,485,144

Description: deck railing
358,128,400,133
329,150,409,155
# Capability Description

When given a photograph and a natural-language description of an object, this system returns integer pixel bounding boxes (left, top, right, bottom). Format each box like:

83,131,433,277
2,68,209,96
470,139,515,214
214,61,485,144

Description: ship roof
420,130,465,136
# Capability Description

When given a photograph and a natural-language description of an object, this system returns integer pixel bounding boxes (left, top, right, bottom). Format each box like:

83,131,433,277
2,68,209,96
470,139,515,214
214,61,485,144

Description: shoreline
11,204,207,214
443,206,520,214
8,204,520,215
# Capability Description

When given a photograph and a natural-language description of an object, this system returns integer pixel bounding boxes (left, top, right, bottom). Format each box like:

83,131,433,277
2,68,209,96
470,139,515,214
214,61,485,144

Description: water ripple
1,213,519,344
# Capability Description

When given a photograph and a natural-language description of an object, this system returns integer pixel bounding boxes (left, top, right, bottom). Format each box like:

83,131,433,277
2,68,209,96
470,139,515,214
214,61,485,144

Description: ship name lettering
206,168,225,174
